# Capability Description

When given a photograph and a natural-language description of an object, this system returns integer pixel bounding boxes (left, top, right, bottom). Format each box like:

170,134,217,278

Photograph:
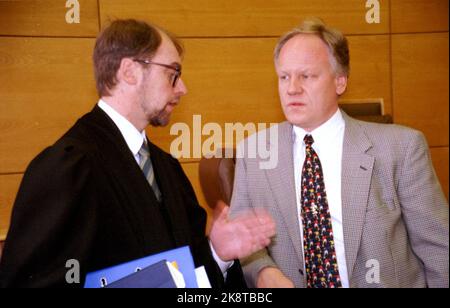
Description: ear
335,75,348,96
117,58,140,86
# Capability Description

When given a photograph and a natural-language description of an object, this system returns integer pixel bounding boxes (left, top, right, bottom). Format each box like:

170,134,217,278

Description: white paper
195,266,212,288
166,261,186,288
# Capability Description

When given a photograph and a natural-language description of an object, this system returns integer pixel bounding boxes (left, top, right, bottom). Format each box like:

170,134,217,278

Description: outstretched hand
209,201,276,261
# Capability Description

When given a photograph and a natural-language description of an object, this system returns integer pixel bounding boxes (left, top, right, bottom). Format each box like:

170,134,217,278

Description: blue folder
105,260,178,288
84,246,198,288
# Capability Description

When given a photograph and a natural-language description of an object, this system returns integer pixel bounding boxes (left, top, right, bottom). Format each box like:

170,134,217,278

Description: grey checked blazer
230,111,449,288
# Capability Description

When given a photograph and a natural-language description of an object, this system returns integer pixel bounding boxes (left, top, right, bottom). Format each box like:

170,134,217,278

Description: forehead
152,32,181,63
277,34,331,69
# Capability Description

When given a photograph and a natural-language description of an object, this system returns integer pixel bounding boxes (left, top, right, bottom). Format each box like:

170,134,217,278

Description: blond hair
274,18,350,77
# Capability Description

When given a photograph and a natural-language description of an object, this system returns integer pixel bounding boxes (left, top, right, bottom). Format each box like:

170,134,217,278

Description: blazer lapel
264,122,304,265
341,112,375,281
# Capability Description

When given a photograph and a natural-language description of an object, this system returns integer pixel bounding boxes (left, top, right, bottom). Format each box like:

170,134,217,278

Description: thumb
213,200,229,222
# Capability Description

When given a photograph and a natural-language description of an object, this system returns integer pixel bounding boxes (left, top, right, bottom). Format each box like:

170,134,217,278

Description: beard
138,81,178,127
140,97,175,127
149,110,171,127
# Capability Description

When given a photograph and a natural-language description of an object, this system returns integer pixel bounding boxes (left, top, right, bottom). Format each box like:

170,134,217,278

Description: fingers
213,207,276,259
237,211,276,238
234,221,276,249
245,221,275,249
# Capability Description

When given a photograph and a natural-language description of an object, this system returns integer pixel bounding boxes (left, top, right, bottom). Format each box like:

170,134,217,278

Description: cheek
278,85,288,104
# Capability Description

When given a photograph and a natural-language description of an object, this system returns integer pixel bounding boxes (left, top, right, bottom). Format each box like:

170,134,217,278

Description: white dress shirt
98,100,146,164
293,109,349,288
97,100,231,275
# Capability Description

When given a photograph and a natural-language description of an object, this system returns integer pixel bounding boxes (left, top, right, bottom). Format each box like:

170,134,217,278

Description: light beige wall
0,0,448,240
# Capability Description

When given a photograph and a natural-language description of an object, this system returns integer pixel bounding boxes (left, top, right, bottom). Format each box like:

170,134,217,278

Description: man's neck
101,96,147,132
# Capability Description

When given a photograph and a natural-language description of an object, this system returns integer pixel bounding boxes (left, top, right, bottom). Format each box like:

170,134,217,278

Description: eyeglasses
133,59,182,87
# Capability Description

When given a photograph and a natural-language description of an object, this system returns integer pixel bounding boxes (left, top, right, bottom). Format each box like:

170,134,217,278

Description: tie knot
138,142,150,158
304,134,315,146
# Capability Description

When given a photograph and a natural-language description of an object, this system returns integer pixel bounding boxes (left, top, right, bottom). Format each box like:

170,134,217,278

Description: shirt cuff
209,240,234,275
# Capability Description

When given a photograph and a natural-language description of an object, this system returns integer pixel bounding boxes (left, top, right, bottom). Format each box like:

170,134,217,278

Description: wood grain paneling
0,34,391,173
99,0,390,37
145,37,282,154
0,37,98,174
342,35,392,114
391,0,449,33
431,147,449,201
0,174,23,241
147,35,391,153
392,33,449,147
0,0,99,37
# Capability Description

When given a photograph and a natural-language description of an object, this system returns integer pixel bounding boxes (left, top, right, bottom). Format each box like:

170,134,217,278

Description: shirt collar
98,99,147,156
293,109,345,146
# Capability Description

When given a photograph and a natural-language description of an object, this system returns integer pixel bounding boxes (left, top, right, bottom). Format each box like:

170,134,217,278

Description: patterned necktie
300,134,341,288
139,142,162,202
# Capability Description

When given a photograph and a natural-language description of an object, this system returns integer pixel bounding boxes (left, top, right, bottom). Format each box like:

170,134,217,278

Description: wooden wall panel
392,33,449,147
147,35,392,154
99,0,390,37
391,0,449,33
0,174,22,241
0,0,99,37
0,34,392,172
431,147,449,201
0,37,98,173
342,35,392,114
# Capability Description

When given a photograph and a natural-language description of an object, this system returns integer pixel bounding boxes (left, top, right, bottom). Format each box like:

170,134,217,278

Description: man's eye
280,75,289,81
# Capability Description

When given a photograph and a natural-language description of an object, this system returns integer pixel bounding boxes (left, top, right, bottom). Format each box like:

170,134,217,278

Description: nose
287,77,304,95
176,78,188,96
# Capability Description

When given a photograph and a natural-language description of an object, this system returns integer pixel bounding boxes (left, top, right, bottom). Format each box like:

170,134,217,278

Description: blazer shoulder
351,118,426,147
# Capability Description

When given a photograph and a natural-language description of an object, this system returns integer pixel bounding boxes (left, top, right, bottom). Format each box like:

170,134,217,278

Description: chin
284,112,308,127
150,115,171,127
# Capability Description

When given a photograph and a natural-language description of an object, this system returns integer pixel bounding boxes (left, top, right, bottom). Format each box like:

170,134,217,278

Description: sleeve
397,131,449,288
0,143,98,288
229,147,278,288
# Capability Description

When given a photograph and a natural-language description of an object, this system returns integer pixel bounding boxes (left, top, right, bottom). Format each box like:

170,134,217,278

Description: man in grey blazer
230,18,449,288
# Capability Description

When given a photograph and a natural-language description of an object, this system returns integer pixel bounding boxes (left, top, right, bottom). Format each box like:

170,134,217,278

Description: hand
209,201,276,261
257,267,295,288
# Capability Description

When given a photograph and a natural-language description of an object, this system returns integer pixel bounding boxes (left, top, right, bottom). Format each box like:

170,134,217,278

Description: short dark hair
93,19,184,97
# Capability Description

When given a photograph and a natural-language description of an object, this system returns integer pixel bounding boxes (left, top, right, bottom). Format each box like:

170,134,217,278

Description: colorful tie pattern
301,135,341,288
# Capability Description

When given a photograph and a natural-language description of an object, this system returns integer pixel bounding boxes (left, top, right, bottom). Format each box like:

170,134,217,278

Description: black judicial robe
0,106,245,288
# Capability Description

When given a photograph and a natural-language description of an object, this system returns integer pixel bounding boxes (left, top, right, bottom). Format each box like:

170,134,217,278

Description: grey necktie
139,142,162,202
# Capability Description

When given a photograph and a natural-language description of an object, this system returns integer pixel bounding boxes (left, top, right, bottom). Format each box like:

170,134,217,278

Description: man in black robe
0,19,275,288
